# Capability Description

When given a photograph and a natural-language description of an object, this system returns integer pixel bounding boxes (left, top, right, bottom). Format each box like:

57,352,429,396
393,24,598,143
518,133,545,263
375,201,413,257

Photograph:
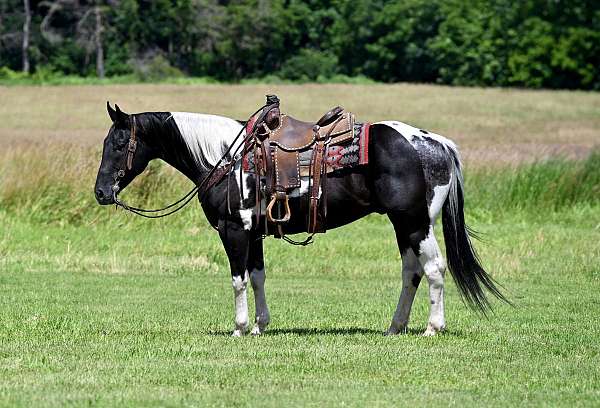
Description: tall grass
466,151,600,214
0,145,598,226
0,145,197,226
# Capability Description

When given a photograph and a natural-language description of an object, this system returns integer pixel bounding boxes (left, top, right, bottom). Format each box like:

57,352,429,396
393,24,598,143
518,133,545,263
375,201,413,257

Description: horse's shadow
267,327,384,336
206,327,462,336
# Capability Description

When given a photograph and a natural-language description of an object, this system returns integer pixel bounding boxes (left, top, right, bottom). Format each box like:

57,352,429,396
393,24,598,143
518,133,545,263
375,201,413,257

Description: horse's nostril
96,189,105,199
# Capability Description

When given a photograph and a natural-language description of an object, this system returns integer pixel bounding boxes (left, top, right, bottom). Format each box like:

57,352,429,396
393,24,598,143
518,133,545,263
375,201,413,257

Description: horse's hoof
422,328,436,336
232,329,244,337
384,326,407,336
251,324,269,336
422,324,445,337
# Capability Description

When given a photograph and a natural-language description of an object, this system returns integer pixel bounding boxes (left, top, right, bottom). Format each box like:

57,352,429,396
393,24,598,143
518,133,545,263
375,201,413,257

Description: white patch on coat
288,177,320,198
233,162,254,230
170,112,243,171
231,272,249,336
376,120,459,154
429,179,451,221
239,209,253,230
249,267,270,335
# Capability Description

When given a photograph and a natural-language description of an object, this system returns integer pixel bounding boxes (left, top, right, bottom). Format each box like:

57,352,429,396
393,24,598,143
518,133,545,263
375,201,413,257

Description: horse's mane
164,112,243,171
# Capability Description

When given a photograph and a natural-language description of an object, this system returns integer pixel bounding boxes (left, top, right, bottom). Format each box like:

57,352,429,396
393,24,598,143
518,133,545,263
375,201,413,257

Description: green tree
365,0,442,82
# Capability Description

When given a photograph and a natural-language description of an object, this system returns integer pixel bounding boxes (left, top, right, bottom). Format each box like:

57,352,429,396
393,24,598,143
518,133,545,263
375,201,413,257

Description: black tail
442,155,510,313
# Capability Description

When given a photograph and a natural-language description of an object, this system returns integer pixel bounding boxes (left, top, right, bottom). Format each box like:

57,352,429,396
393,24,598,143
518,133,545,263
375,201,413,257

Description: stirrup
266,193,291,223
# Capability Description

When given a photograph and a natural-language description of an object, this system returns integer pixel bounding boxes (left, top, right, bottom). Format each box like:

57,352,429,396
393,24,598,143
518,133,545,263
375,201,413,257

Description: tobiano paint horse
94,103,508,336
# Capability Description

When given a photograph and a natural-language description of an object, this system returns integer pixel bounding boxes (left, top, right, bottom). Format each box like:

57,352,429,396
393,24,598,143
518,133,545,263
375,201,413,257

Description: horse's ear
107,101,118,123
114,104,129,124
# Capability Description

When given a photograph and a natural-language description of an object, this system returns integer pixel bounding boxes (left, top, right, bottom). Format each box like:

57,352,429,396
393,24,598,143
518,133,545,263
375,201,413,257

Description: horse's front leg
218,219,250,336
247,236,270,335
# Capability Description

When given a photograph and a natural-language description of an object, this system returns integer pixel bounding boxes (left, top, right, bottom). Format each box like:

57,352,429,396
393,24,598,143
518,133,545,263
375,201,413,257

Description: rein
111,104,268,219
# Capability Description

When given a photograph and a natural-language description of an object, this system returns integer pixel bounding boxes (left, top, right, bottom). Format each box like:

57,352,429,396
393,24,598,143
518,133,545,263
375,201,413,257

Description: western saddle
246,95,355,237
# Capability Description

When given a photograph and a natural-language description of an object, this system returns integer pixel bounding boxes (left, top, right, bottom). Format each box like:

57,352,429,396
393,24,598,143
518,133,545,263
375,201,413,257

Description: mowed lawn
0,84,599,406
1,209,599,406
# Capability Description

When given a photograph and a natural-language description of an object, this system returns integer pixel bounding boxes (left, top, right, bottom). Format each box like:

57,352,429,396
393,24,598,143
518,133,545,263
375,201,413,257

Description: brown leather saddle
248,95,355,236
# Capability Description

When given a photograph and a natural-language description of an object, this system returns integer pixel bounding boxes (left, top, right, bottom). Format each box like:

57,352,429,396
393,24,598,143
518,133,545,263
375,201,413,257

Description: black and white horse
94,103,506,336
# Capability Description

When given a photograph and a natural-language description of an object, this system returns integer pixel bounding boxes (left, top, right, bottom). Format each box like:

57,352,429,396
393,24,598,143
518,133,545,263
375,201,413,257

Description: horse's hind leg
385,247,423,335
387,213,446,336
413,225,447,336
247,236,270,335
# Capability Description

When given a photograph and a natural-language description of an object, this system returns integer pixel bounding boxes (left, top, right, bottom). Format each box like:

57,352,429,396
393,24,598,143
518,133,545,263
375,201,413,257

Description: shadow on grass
267,327,383,336
205,327,380,336
206,326,463,336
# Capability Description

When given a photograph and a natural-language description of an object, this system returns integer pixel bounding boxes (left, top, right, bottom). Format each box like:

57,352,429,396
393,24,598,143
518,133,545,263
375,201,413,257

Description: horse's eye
112,132,129,151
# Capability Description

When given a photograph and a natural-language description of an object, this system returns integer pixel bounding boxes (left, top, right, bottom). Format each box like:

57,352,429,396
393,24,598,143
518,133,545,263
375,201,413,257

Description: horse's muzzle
95,187,115,205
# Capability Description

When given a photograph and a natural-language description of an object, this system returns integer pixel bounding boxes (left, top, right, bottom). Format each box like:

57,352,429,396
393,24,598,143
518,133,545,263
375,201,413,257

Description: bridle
110,115,204,218
114,115,138,182
110,104,271,219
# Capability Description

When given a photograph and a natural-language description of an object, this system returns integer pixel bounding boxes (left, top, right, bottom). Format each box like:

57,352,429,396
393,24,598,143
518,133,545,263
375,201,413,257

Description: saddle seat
266,106,350,151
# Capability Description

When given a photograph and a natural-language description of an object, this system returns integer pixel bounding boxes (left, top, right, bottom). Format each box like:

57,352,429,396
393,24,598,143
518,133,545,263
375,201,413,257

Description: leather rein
111,104,269,219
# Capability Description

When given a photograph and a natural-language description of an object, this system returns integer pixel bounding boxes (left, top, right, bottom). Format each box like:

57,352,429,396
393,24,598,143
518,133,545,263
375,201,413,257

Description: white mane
169,112,244,171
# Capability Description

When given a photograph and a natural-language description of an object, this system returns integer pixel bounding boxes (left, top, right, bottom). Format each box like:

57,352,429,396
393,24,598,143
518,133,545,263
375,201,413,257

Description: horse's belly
276,170,375,235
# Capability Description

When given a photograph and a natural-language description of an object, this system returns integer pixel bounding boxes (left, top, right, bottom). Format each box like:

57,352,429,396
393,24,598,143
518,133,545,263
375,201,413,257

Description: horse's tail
441,149,509,313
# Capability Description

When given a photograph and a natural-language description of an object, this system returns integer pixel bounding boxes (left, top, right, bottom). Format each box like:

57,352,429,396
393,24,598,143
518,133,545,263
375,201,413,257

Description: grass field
0,84,599,406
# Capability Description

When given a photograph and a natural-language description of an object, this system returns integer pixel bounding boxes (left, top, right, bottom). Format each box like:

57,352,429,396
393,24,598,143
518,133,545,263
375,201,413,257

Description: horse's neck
142,112,208,184
144,111,241,185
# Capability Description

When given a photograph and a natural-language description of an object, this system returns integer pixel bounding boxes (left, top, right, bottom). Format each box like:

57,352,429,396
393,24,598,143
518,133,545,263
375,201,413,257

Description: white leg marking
418,226,446,336
232,271,249,336
249,267,270,336
385,249,423,335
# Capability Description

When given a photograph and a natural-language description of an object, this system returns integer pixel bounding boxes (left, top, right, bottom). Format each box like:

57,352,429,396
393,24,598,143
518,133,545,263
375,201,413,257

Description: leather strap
308,140,325,233
254,141,261,228
262,142,274,195
126,116,137,171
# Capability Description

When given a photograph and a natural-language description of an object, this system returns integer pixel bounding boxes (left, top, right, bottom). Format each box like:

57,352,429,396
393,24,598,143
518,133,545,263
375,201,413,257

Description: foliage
132,54,184,82
277,48,339,81
0,0,599,88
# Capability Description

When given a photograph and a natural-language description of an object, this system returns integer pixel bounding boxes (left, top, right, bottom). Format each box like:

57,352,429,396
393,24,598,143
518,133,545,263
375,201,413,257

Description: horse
94,102,507,337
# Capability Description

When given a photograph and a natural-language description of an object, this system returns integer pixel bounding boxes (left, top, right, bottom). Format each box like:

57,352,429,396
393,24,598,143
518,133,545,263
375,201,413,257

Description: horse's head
94,103,155,205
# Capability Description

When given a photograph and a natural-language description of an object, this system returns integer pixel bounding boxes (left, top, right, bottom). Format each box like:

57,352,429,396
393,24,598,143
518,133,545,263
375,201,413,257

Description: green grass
1,166,599,406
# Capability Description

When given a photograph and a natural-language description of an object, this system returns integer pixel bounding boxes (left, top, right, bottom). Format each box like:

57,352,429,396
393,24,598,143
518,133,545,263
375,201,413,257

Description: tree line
1,0,598,89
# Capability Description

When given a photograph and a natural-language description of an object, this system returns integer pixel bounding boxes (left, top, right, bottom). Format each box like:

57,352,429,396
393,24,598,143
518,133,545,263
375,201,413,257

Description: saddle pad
243,122,370,174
